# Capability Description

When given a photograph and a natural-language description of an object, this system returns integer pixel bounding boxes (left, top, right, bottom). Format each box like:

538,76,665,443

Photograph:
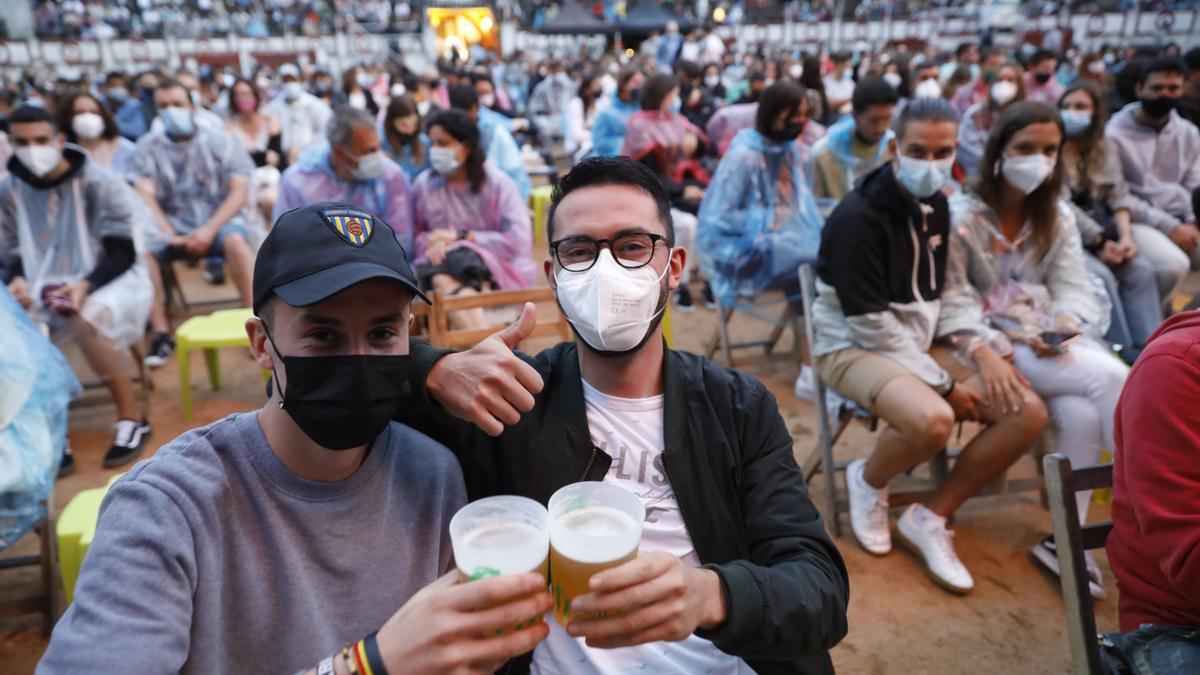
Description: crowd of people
1,19,1199,675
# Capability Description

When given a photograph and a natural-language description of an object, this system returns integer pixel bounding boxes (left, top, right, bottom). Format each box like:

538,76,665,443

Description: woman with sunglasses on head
409,109,534,330
938,101,1128,602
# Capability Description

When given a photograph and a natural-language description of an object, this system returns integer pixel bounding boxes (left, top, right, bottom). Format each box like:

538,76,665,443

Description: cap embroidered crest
319,208,375,247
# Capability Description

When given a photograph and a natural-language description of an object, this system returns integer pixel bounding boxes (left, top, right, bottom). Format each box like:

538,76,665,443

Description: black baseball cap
252,202,430,313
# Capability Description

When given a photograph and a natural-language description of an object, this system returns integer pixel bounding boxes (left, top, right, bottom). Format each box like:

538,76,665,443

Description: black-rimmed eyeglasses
550,233,669,272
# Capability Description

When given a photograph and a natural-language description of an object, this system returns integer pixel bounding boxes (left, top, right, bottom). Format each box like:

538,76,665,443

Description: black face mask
1033,72,1052,84
767,122,805,142
1141,95,1178,119
265,331,413,451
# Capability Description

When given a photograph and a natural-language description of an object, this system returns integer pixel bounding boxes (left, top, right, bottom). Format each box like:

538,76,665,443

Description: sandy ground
0,265,1128,674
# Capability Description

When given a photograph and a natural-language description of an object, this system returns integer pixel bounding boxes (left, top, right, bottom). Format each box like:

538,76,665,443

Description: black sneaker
675,286,695,313
1030,535,1106,600
203,259,226,285
702,282,717,310
57,449,76,479
144,332,175,369
103,419,151,468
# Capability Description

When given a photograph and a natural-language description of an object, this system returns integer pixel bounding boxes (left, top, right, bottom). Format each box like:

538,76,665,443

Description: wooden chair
428,287,571,350
1043,453,1115,675
0,501,57,635
797,264,1046,536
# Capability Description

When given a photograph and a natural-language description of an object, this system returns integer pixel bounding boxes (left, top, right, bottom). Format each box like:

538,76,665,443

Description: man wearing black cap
40,203,553,674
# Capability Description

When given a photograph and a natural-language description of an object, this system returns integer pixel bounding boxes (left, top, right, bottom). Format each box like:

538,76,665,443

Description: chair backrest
1043,453,1115,675
429,287,571,350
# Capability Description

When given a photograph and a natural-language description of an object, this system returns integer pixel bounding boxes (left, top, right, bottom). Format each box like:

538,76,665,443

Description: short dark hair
9,104,57,128
448,83,478,111
1030,49,1058,67
674,59,701,79
756,81,807,135
639,74,678,111
156,78,189,96
831,51,853,64
957,42,976,58
894,96,959,141
852,77,899,115
1184,47,1200,73
546,156,674,246
1139,56,1187,84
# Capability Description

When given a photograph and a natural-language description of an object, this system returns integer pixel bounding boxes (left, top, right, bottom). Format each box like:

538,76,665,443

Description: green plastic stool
56,484,111,605
175,307,255,420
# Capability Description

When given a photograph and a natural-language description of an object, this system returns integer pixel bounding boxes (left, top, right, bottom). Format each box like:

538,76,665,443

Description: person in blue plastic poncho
807,77,898,205
591,67,646,158
448,84,531,200
697,82,826,314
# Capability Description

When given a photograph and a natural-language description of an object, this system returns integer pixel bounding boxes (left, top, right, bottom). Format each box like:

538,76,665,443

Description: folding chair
429,287,571,350
705,291,803,368
0,500,57,635
1043,453,1115,675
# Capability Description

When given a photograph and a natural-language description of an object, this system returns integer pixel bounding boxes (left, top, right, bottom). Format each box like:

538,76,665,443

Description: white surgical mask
351,150,384,181
159,106,195,137
895,154,956,199
71,112,106,140
990,80,1018,105
788,64,804,79
883,72,903,90
348,90,368,110
15,144,62,177
1087,60,1106,75
430,146,461,175
704,75,720,88
1060,109,1092,138
1000,153,1056,195
417,99,432,116
390,83,406,98
221,73,236,88
479,93,496,108
356,72,376,89
283,82,304,102
914,78,943,99
555,249,668,353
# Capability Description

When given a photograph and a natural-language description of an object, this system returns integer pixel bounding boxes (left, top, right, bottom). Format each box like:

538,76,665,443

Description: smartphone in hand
1040,330,1081,354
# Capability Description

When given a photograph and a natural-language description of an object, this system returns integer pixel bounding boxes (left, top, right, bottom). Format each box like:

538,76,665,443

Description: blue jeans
1085,253,1162,363
1122,625,1200,675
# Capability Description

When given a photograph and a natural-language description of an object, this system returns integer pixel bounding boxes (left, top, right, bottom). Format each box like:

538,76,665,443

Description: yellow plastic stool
529,184,554,251
175,307,255,420
56,481,116,605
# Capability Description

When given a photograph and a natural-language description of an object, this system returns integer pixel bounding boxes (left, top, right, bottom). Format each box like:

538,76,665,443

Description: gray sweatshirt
1105,104,1200,233
38,412,466,674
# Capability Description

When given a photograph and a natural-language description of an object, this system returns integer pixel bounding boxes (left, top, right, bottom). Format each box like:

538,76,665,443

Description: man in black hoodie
0,105,154,471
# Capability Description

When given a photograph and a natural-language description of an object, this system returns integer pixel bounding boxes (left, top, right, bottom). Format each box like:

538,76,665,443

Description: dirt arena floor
2,262,1147,674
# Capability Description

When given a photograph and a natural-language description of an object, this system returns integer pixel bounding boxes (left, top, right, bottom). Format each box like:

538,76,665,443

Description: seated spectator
471,73,518,121
941,101,1127,599
56,92,137,177
0,105,154,470
226,78,285,228
447,84,532,200
950,47,1007,114
147,72,224,136
701,62,728,102
99,71,146,141
1180,47,1200,130
133,79,254,368
564,73,605,159
337,65,381,116
1058,82,1164,362
1106,56,1200,299
591,66,645,158
1107,311,1200,675
38,203,550,674
957,61,1027,177
812,97,1048,594
698,82,824,316
1025,49,1065,105
264,63,333,165
808,77,897,203
275,106,414,250
528,59,573,143
410,109,534,329
800,56,830,123
380,94,431,182
912,60,944,99
822,52,856,115
736,71,769,105
621,74,710,310
675,59,718,131
940,41,981,87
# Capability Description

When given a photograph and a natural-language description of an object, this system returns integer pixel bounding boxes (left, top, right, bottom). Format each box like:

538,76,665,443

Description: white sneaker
1030,536,1106,601
846,458,892,555
896,504,975,594
793,365,816,402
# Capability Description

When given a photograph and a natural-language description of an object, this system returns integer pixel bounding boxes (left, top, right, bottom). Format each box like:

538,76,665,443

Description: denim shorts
1121,624,1200,675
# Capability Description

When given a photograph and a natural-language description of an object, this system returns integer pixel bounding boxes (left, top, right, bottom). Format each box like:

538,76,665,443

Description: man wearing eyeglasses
401,156,849,674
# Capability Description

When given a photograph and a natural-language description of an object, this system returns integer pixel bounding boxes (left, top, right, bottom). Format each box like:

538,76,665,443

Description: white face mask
914,78,943,99
704,75,721,88
350,150,384,181
430,145,461,174
1000,153,1056,195
555,249,669,353
417,99,432,116
356,72,376,89
479,93,496,108
283,82,304,102
883,72,903,90
990,80,1018,106
348,91,368,109
72,112,106,140
895,154,956,199
16,144,63,177
390,83,406,98
788,64,804,79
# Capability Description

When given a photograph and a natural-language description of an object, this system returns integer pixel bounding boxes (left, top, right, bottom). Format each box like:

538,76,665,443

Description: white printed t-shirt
531,380,752,674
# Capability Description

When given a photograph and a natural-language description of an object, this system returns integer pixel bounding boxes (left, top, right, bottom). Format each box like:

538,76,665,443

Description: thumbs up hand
426,302,546,437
